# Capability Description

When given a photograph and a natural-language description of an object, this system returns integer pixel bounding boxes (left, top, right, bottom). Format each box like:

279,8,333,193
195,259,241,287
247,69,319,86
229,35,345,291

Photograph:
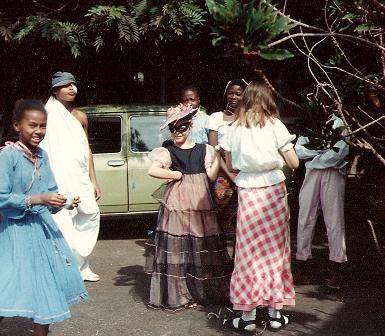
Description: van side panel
89,113,129,213
127,114,168,212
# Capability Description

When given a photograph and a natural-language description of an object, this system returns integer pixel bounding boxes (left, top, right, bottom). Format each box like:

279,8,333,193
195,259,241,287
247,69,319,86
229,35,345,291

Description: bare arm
280,148,299,169
208,130,218,147
205,145,220,182
224,151,235,173
88,148,101,200
29,194,80,209
29,194,67,207
208,130,236,182
148,160,182,180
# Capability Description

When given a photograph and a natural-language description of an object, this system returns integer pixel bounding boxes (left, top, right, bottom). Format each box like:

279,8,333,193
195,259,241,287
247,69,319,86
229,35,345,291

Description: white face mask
70,83,78,94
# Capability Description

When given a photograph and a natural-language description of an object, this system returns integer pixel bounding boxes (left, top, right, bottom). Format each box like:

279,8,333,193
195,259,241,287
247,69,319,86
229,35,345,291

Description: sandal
268,314,289,331
223,317,256,332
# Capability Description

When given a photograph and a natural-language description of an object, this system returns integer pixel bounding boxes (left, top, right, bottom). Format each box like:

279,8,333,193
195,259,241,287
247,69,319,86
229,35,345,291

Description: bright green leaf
259,48,294,61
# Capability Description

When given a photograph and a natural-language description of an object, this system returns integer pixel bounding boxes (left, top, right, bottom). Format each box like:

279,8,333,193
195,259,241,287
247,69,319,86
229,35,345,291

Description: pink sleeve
148,147,172,168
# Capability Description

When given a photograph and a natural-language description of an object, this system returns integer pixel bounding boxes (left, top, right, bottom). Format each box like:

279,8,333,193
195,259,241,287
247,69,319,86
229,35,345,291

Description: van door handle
107,160,125,167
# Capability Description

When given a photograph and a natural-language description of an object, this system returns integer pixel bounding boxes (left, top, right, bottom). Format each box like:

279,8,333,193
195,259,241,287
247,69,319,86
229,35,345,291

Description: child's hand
173,171,183,181
70,196,81,209
166,171,182,183
61,195,81,209
32,194,67,208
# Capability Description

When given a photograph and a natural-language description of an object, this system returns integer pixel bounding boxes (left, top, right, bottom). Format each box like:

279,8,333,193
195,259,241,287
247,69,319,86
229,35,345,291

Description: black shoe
223,317,257,332
268,314,289,332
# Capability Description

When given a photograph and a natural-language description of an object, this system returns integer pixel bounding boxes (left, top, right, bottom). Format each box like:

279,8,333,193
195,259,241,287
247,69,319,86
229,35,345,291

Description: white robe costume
40,96,100,278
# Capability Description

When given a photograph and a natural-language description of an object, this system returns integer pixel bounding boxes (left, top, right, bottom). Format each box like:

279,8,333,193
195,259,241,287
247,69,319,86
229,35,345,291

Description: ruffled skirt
0,211,88,324
146,173,231,309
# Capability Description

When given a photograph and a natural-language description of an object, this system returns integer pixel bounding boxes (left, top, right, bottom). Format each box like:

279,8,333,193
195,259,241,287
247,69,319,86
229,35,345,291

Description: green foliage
259,48,294,61
143,1,206,44
86,5,141,50
332,0,385,34
0,12,18,42
299,100,346,152
206,0,296,60
1,1,206,56
303,121,346,152
13,15,86,58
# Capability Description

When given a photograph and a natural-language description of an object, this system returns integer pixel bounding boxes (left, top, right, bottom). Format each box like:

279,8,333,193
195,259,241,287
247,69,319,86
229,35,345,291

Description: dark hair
224,79,248,96
181,85,200,97
12,99,47,122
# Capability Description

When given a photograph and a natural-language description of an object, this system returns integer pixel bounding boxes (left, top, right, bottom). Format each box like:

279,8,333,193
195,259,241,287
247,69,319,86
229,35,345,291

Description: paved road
1,221,385,336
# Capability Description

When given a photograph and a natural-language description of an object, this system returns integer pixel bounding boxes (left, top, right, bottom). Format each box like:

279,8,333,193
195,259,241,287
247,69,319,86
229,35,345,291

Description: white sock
227,309,256,331
268,307,280,318
242,308,256,321
268,308,289,329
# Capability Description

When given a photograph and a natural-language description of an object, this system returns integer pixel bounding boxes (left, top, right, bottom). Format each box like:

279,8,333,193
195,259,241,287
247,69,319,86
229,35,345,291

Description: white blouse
207,111,233,148
222,118,296,188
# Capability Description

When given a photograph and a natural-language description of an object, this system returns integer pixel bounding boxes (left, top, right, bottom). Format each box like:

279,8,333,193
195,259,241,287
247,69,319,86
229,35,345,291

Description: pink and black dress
146,143,231,309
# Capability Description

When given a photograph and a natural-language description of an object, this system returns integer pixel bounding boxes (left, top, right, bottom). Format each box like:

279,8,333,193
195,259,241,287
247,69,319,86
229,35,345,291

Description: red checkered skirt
230,181,295,311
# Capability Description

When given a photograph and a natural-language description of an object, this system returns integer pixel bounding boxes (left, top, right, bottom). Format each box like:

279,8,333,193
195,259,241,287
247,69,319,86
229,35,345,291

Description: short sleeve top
188,111,209,144
222,118,296,188
149,144,207,174
207,111,233,147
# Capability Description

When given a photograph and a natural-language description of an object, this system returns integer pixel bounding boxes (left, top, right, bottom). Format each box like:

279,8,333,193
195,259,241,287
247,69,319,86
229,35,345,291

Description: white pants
296,168,347,263
53,208,100,278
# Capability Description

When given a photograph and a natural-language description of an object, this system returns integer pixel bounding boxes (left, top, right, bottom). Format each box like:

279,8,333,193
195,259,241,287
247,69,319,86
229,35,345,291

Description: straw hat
160,104,197,130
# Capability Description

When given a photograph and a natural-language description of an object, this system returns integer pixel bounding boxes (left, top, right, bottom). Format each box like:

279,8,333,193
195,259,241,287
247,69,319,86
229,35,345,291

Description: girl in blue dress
0,99,88,336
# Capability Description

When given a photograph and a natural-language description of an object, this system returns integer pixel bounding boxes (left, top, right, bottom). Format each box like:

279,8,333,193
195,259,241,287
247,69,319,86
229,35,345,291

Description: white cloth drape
40,96,99,263
41,96,98,214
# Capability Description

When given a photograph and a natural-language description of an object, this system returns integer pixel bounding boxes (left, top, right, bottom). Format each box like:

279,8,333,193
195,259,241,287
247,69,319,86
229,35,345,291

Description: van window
88,116,122,154
130,115,168,152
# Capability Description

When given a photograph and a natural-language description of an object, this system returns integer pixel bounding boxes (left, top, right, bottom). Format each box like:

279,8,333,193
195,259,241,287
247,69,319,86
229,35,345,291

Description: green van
80,105,169,217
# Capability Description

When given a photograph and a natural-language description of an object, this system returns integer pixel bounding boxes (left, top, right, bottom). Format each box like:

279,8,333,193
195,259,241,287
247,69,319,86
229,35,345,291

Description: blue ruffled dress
0,146,88,324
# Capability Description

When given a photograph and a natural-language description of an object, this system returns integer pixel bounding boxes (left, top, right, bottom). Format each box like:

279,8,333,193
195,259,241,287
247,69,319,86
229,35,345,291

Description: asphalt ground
1,213,385,336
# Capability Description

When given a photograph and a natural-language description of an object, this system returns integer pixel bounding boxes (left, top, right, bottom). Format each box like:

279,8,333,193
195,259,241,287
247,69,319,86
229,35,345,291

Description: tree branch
348,115,385,136
357,106,385,131
380,34,385,81
262,0,385,52
267,32,333,48
32,0,75,13
344,108,385,152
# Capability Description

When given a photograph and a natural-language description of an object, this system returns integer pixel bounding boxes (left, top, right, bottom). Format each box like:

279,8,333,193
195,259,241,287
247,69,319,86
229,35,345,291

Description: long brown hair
236,81,280,128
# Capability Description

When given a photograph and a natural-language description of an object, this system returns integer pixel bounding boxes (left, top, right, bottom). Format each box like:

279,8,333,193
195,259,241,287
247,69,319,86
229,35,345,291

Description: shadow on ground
113,264,150,305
